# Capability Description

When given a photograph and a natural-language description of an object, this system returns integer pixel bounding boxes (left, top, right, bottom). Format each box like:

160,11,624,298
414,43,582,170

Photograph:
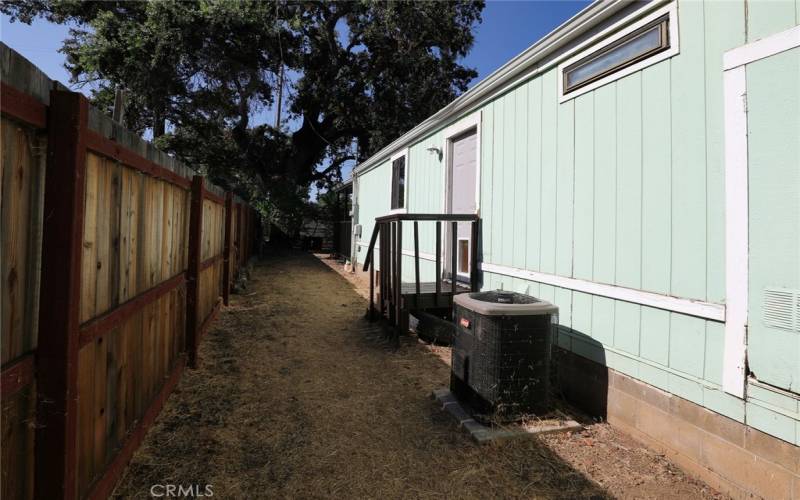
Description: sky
1,1,590,189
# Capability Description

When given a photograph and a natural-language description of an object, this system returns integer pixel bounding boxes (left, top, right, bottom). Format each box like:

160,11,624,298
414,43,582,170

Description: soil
113,252,727,499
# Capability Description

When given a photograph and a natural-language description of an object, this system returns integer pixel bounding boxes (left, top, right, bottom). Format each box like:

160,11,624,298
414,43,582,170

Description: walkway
113,252,724,499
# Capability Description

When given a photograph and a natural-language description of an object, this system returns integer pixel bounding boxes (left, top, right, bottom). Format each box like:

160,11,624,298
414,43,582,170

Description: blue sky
1,1,589,187
1,1,589,95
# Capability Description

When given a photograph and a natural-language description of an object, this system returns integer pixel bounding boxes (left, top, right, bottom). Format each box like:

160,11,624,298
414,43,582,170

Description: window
563,15,670,95
391,155,406,210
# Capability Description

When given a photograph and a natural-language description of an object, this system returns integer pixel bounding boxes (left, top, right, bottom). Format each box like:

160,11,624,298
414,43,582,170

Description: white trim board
723,24,800,70
481,262,726,322
722,65,748,399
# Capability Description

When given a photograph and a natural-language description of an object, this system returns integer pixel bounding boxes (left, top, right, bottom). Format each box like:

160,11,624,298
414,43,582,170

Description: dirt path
114,252,724,499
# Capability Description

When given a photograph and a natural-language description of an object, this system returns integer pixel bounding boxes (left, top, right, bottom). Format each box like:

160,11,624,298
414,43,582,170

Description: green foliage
3,0,484,225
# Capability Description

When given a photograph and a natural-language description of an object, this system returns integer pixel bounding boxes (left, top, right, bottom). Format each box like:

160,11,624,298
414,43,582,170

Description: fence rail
0,44,258,500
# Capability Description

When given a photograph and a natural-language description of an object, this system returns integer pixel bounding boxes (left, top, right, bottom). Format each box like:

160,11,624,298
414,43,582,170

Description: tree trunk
153,107,166,139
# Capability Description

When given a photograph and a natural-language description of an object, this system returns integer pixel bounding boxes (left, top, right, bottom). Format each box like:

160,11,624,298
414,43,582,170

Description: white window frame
557,1,679,102
387,148,409,214
721,25,800,399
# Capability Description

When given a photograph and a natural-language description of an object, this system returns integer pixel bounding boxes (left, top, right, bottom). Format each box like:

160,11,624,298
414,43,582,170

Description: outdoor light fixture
426,146,442,161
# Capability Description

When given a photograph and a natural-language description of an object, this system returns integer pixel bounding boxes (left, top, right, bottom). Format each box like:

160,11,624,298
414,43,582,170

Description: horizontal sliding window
563,15,670,94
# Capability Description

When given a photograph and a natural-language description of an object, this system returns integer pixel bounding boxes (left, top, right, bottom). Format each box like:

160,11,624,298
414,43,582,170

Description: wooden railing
362,213,480,334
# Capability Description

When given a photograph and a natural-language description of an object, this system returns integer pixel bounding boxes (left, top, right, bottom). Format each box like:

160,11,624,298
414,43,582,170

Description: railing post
185,175,204,368
380,223,386,318
470,219,479,292
35,90,88,500
413,221,420,307
222,192,233,306
395,220,403,332
435,220,441,307
451,221,457,296
369,260,375,320
389,222,395,325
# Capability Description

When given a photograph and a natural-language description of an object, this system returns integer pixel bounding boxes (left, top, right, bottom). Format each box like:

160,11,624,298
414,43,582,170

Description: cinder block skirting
553,347,800,500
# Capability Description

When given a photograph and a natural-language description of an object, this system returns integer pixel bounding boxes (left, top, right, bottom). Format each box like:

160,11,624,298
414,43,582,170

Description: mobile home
351,1,800,497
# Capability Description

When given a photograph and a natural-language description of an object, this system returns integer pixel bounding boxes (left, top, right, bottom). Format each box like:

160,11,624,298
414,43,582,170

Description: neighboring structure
351,1,799,497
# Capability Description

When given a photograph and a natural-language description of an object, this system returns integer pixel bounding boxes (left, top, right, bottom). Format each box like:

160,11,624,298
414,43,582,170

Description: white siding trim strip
355,243,726,320
721,65,748,399
481,262,726,321
723,25,800,70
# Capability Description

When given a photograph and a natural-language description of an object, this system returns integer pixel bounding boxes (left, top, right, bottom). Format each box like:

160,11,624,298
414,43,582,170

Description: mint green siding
355,0,799,444
746,47,800,394
354,160,390,268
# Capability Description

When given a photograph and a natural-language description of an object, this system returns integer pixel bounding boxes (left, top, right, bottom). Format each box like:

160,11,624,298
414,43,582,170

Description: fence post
185,175,204,368
236,203,242,269
34,90,88,500
222,192,233,306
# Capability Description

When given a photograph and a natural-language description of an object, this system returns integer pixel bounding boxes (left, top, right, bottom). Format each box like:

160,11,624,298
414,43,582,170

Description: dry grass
113,252,725,499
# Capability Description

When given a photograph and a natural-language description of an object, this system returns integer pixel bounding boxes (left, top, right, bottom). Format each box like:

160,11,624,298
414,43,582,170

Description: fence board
1,118,44,365
81,155,100,323
95,157,111,316
2,48,257,498
1,384,35,500
76,342,94,498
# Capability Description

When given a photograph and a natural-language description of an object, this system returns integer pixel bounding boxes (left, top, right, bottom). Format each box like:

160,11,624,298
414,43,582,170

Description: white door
447,128,478,280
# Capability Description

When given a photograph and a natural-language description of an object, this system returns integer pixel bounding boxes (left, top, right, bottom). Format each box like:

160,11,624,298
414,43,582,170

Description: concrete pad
432,388,583,445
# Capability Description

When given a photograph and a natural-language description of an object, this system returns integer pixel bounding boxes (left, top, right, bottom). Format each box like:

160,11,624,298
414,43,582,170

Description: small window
391,155,406,210
563,15,670,95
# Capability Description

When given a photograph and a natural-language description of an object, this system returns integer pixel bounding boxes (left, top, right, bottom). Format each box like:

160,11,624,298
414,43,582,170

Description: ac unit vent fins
763,288,800,332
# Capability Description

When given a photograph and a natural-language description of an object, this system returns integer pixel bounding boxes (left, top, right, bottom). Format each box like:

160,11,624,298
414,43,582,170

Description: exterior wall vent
762,288,800,332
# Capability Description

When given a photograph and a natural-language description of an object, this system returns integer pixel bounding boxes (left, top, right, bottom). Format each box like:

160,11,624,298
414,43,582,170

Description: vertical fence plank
185,176,204,368
222,192,233,306
108,162,122,310
35,90,88,500
80,155,99,323
75,343,94,498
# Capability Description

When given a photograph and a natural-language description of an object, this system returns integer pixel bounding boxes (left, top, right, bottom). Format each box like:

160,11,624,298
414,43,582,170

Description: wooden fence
1,45,258,500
